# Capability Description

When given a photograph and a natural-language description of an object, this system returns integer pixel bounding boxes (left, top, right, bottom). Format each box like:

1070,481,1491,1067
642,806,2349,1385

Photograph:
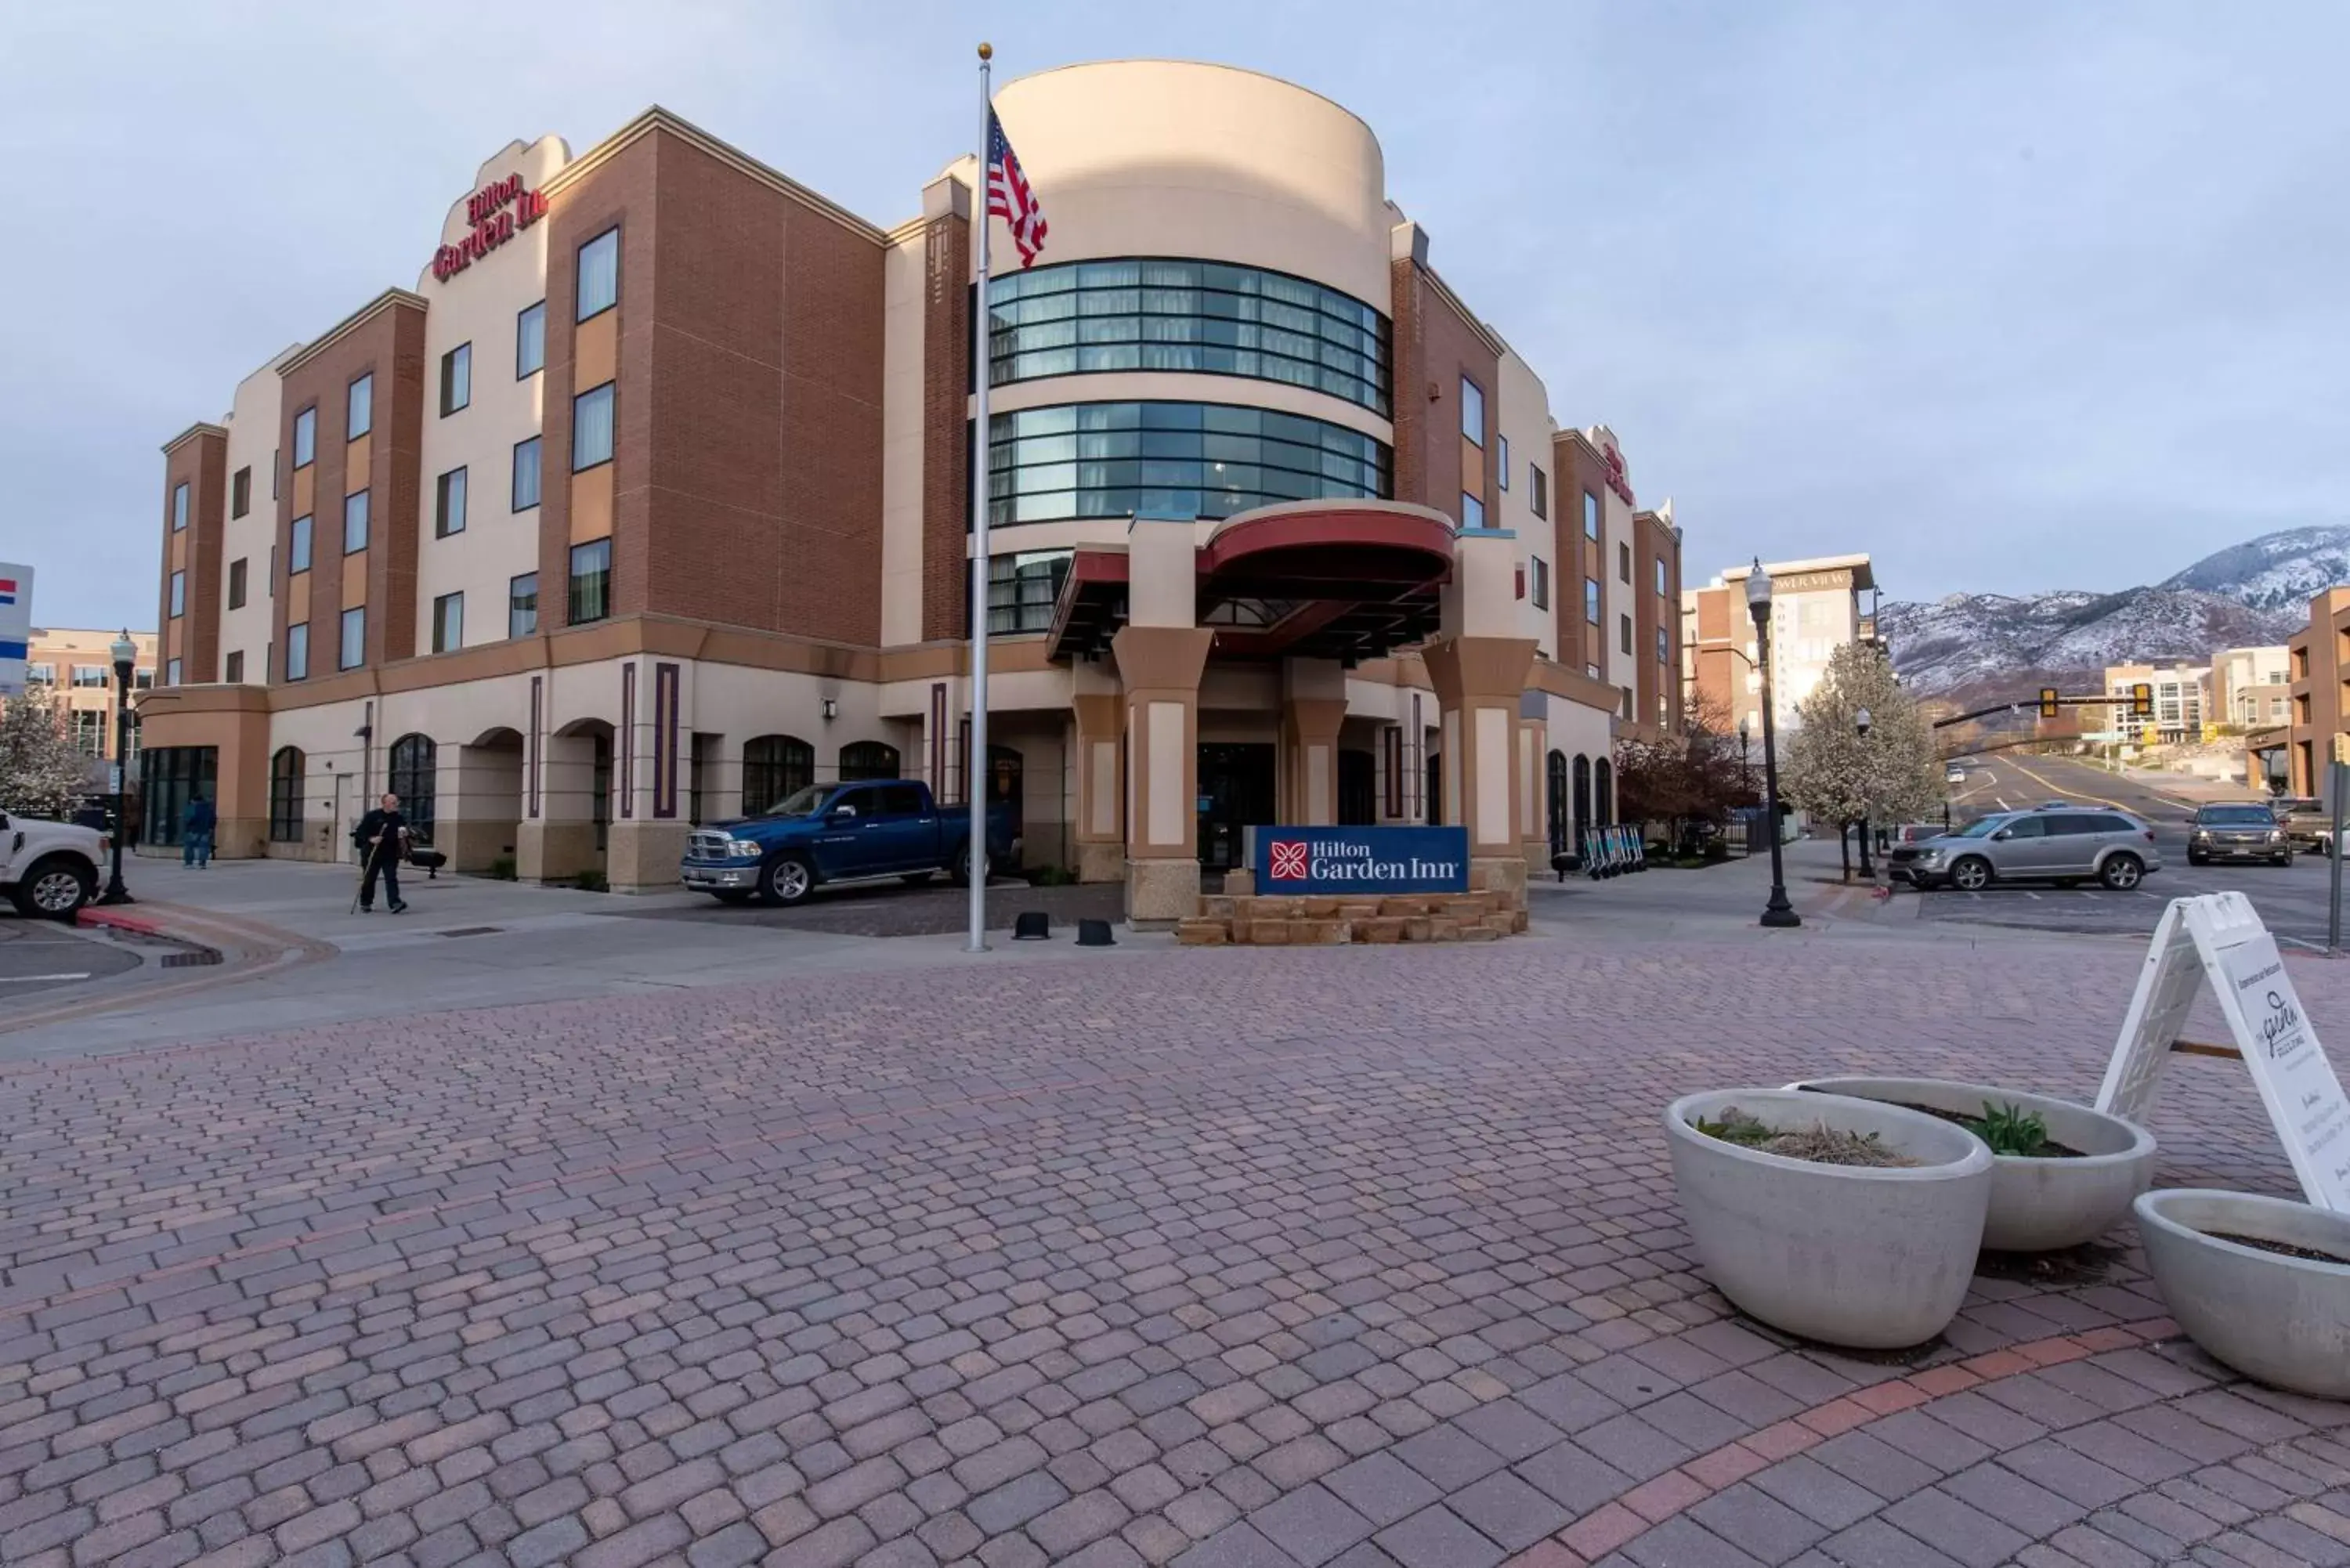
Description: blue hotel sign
1249,826,1470,894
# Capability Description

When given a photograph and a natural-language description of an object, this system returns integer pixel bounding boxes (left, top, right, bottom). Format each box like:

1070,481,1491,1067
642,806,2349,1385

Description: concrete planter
1665,1089,1994,1349
2134,1189,2350,1400
1788,1077,2155,1252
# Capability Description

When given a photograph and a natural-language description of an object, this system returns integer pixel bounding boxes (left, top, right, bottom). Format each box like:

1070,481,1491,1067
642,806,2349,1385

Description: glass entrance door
1196,742,1274,871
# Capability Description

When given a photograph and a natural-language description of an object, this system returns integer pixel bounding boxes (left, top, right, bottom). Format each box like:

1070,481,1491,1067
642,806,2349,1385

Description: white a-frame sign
2095,892,2350,1212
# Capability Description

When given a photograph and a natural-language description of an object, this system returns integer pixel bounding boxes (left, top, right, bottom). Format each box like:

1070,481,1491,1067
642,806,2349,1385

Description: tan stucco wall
1497,349,1558,659
218,352,295,681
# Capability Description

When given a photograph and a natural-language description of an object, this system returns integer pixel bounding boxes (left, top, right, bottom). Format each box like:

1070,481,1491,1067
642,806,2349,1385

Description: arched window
269,746,306,843
1572,754,1592,847
1546,750,1569,860
388,734,436,836
741,735,814,815
839,740,901,782
1594,757,1615,827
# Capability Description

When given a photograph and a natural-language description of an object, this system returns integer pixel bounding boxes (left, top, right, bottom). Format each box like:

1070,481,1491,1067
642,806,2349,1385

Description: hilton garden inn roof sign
1249,826,1469,895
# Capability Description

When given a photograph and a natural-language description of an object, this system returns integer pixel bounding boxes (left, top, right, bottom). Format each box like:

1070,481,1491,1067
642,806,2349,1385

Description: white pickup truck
0,809,105,918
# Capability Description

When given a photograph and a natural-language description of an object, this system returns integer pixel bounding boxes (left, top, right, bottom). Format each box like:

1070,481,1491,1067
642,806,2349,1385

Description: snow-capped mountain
1882,526,2350,699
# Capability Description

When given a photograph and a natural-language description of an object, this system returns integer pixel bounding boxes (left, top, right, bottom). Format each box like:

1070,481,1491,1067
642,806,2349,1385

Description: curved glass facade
987,258,1391,416
985,401,1391,529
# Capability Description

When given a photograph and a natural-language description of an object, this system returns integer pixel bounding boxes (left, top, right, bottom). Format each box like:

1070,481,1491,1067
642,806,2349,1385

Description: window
134,667,151,689
388,735,436,838
1531,557,1549,611
1655,557,1668,597
1620,613,1632,656
573,383,615,469
137,745,218,849
290,515,313,573
271,448,280,498
742,735,815,814
269,747,305,843
339,607,365,670
986,256,1392,415
435,467,467,537
2001,815,2048,840
516,301,546,377
568,539,611,624
347,373,373,438
71,665,105,688
1461,492,1485,530
512,437,541,510
285,623,309,681
169,570,185,617
983,400,1391,527
439,343,471,416
985,551,1072,634
840,741,901,782
508,573,538,638
227,558,248,609
432,591,464,653
343,490,369,554
1583,490,1599,541
22,663,52,685
1531,465,1548,520
166,657,182,687
1498,435,1509,490
1657,627,1668,663
1460,377,1484,446
231,467,251,518
293,406,316,468
70,710,104,757
1618,542,1631,583
171,482,188,532
225,649,244,684
1585,577,1600,626
577,228,620,320
1620,688,1633,720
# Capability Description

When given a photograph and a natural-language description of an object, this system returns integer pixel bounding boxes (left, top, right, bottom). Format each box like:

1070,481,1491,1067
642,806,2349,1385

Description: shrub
486,855,517,881
574,869,609,893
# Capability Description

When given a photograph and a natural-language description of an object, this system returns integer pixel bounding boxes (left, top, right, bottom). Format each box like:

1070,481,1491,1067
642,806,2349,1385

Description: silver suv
1890,804,2162,892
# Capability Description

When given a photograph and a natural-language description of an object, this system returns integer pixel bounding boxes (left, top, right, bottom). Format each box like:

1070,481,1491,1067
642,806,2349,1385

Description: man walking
352,792,410,913
182,792,216,869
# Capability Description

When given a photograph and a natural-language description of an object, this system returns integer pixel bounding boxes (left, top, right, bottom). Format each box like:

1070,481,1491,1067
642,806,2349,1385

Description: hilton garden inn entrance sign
1247,825,1469,895
2095,893,2350,1211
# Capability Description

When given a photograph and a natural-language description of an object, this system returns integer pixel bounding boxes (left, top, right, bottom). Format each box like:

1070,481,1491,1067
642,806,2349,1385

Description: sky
3,1,2345,630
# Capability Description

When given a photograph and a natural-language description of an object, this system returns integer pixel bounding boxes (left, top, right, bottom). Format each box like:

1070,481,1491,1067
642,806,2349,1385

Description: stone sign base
1175,881,1528,948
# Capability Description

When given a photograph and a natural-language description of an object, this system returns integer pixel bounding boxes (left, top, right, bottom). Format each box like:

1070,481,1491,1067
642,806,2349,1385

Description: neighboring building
20,627,157,774
1679,555,1877,745
2102,661,2209,746
2284,591,2350,797
2211,645,2290,730
137,62,1684,905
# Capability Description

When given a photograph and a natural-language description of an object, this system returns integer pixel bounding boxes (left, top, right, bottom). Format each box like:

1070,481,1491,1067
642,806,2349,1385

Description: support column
1072,689,1126,883
1112,626,1214,925
1518,713,1549,872
606,660,691,891
1428,526,1538,901
1279,658,1347,826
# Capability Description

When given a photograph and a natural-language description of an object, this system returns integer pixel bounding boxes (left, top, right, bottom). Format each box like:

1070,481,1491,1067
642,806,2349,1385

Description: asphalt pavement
0,909,142,995
1902,750,2350,948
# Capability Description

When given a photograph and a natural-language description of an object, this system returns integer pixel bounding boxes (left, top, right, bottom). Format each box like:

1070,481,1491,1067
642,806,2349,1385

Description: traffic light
2131,682,2153,718
2038,688,2059,719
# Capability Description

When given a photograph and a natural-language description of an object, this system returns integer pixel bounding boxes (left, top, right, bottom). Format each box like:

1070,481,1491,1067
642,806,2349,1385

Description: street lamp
1747,562,1799,927
96,629,137,906
1853,706,1875,878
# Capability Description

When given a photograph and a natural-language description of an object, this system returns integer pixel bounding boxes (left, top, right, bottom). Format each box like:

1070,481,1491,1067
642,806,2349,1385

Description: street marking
2025,891,2044,901
1994,797,2011,811
0,973,92,984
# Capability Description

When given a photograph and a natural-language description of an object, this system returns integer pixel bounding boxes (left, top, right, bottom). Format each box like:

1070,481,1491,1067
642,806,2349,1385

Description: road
0,909,142,995
1904,750,2349,948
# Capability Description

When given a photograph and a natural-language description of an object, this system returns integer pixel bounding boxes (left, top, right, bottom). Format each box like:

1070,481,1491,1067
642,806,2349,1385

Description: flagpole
966,41,994,954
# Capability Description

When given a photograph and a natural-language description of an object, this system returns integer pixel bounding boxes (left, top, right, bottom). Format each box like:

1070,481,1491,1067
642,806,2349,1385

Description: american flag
985,112,1047,269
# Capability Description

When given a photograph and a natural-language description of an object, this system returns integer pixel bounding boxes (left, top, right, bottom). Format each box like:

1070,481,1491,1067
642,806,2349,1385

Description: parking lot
0,908,140,996
1904,752,2345,948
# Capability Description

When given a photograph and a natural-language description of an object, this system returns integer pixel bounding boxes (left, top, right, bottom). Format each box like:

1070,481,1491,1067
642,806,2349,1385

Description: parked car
1889,804,2161,892
1944,764,1967,786
0,808,106,919
2273,796,2333,853
679,779,1018,907
2187,803,2290,867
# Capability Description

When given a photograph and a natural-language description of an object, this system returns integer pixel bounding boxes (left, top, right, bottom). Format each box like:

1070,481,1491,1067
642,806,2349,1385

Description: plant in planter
1788,1077,2156,1252
1665,1088,1994,1349
2134,1189,2350,1400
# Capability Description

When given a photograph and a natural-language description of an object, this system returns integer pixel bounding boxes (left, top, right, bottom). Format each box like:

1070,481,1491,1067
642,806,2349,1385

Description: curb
77,905,166,938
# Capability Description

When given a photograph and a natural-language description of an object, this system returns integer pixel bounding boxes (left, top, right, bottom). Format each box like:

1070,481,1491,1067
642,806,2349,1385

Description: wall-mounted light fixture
821,698,838,721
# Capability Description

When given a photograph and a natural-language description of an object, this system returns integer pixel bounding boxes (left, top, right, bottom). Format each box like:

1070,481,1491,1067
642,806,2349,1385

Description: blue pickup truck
680,779,1018,907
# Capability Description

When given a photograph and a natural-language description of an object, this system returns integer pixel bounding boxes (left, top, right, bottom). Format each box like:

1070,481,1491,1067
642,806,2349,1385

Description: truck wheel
13,856,95,920
757,854,815,907
949,842,988,887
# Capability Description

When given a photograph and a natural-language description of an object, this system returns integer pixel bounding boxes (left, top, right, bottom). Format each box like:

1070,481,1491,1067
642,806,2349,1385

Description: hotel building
20,627,157,769
139,60,1684,916
1680,555,1878,748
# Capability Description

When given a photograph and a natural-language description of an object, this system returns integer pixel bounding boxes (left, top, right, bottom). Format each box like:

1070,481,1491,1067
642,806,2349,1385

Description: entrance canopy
1047,500,1455,663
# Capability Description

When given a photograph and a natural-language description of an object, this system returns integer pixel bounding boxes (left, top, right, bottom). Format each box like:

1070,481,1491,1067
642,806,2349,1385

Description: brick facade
921,204,972,644
158,428,228,684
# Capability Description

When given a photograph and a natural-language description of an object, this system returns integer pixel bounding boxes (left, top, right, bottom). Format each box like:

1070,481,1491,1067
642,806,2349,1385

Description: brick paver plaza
5,933,2348,1568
